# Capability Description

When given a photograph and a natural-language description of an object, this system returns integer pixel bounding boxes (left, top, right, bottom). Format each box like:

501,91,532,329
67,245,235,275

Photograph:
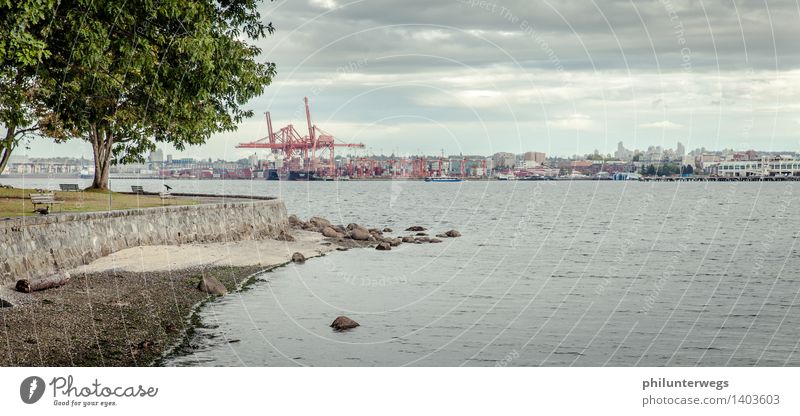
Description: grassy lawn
0,187,198,218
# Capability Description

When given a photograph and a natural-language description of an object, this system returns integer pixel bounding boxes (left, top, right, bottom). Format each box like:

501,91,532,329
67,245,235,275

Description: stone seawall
0,199,288,285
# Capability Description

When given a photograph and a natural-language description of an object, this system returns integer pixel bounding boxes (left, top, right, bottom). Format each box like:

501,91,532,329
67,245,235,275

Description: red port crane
236,97,365,176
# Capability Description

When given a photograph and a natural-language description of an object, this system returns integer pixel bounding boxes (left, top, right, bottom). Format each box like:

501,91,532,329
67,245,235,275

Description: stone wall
0,199,288,285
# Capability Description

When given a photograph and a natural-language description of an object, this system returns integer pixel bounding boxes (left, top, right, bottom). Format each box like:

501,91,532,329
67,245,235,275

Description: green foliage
641,163,682,176
0,0,54,66
37,0,275,187
1,0,59,173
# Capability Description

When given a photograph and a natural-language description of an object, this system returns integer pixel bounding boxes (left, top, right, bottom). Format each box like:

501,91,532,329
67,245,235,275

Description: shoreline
1,210,452,366
0,230,341,366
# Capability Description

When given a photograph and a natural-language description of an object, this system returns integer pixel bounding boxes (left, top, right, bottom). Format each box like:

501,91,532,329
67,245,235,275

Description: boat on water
287,171,322,181
495,174,517,181
424,176,463,182
79,168,94,179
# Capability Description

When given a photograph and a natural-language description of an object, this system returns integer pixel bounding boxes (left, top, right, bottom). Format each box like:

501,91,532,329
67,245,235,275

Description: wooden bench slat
29,194,64,211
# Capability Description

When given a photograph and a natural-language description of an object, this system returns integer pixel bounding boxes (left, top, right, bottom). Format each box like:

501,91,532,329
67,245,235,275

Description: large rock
309,216,332,230
347,223,368,232
430,238,443,243
383,228,393,233
330,316,360,330
405,226,427,232
401,236,415,243
376,242,391,251
348,228,371,241
197,276,227,296
291,252,306,263
415,232,428,236
321,226,342,238
445,229,462,237
415,236,430,243
389,238,402,247
435,233,448,238
288,214,302,227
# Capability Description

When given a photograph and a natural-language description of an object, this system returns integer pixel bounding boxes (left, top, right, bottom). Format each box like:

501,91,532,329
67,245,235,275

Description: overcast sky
26,0,800,159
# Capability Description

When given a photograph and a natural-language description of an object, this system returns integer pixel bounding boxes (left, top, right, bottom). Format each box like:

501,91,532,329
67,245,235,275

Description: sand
72,230,336,274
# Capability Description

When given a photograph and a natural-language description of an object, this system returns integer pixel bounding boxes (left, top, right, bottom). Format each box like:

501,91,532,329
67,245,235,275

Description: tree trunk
16,272,71,293
89,124,113,190
0,125,17,176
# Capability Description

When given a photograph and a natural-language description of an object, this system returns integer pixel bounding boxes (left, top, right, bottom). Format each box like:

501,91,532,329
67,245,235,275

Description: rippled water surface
4,177,799,366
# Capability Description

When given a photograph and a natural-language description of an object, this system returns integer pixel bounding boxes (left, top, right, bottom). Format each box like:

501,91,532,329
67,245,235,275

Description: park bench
131,185,144,194
29,193,64,213
59,183,80,192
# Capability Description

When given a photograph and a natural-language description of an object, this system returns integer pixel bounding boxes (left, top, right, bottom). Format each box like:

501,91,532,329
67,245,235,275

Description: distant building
717,156,800,177
492,152,515,169
615,141,633,161
676,141,685,157
522,151,546,164
148,149,164,164
517,159,540,169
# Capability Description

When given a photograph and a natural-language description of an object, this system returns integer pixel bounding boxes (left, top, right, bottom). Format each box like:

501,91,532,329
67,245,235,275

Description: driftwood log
15,272,71,293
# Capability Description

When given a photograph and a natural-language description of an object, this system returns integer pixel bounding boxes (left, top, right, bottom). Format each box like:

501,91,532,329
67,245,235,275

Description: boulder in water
445,229,462,237
376,242,391,251
405,226,427,232
330,316,360,331
291,252,306,263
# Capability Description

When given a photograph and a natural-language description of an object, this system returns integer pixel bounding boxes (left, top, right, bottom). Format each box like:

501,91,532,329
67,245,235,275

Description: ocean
4,177,799,366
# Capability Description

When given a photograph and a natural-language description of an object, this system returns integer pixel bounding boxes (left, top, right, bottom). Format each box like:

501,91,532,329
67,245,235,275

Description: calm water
3,177,800,366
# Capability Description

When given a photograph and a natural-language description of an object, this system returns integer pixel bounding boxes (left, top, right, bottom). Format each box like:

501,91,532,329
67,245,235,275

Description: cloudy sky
28,0,800,159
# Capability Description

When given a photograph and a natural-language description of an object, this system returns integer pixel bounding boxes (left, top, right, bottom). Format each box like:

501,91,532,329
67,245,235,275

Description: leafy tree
40,0,276,189
0,0,58,174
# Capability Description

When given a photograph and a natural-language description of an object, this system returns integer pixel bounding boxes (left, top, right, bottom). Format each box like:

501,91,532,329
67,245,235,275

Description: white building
717,157,800,177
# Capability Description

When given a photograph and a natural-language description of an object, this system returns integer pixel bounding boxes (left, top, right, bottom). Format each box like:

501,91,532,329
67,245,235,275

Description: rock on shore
290,216,457,250
197,276,227,295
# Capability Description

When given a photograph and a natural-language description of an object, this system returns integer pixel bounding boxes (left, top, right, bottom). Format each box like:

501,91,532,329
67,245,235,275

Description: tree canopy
26,0,275,188
0,0,58,174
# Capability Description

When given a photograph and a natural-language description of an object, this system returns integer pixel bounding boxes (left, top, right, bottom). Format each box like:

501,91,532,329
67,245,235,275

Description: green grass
0,186,198,218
